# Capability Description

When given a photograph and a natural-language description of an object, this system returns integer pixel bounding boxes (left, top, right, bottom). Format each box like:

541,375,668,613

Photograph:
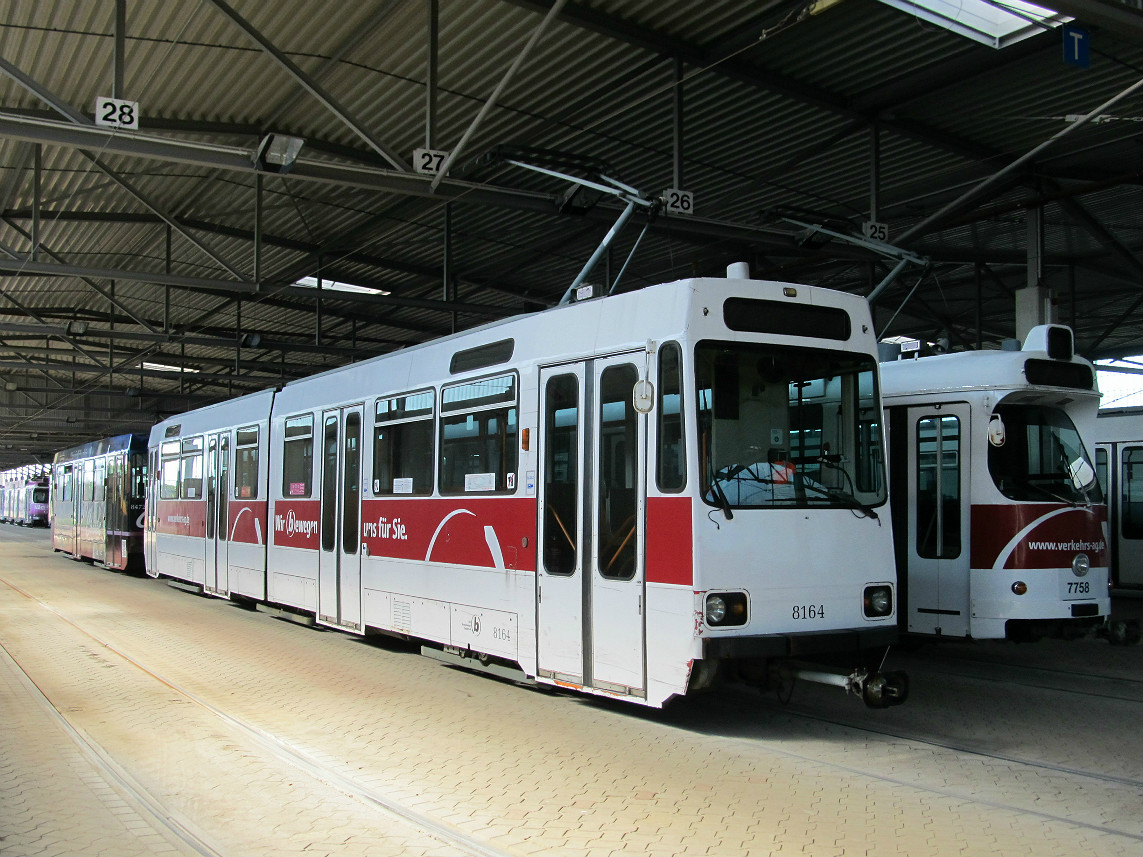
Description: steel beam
206,0,409,171
0,113,556,213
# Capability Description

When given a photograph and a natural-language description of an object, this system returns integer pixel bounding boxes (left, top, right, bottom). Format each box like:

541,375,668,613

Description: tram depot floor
1,527,1140,857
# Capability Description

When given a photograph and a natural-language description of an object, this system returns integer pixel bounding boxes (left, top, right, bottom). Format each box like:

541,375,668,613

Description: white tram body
0,475,49,526
147,275,903,708
880,325,1109,641
1094,406,1141,590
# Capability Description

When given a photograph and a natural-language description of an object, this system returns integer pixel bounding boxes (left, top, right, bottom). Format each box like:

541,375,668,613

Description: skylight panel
142,362,198,373
877,0,1070,48
293,276,390,295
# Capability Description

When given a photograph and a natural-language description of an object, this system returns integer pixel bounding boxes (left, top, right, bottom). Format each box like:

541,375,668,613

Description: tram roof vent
726,262,750,279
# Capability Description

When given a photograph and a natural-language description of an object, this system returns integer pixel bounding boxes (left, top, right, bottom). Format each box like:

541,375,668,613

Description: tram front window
696,342,885,511
988,404,1102,504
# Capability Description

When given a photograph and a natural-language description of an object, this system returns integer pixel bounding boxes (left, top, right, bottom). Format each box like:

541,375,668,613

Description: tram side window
373,391,434,495
282,415,314,497
1124,447,1142,540
180,437,204,499
129,452,146,500
543,374,579,576
657,341,686,493
916,415,961,559
1095,447,1108,495
234,426,259,499
60,466,72,502
599,364,639,581
160,441,180,499
439,374,518,494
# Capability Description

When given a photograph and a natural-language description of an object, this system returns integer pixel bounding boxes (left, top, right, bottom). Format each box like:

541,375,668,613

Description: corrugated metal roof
0,0,1140,463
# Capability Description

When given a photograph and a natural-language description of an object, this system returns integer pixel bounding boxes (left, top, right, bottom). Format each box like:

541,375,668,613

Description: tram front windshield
697,342,885,510
988,404,1102,504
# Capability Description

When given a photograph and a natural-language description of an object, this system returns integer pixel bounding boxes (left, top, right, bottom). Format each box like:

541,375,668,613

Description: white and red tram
880,325,1110,641
147,272,906,708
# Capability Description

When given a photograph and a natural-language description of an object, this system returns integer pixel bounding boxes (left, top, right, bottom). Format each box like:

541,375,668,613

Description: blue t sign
1063,25,1090,69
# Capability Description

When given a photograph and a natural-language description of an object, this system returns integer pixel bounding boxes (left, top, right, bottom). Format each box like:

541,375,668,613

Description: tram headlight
1072,553,1090,577
706,595,727,624
863,585,892,618
705,592,748,627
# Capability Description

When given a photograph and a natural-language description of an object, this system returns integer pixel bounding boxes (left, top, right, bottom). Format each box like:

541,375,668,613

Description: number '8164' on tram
146,272,906,708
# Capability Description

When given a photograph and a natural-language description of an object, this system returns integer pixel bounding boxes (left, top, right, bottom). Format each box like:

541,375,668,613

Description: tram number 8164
793,604,826,620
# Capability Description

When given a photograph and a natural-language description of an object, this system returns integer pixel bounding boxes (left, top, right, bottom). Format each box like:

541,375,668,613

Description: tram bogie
50,434,147,571
144,273,905,708
881,324,1110,643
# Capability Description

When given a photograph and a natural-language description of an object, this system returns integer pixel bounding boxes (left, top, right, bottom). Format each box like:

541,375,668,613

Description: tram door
906,404,971,636
537,356,646,698
145,449,159,577
56,463,79,555
204,433,230,596
317,406,364,632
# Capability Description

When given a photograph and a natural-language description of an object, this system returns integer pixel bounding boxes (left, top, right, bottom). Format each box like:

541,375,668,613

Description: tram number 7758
1066,581,1091,595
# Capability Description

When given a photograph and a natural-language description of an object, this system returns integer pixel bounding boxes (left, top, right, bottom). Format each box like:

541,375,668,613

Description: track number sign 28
95,97,140,130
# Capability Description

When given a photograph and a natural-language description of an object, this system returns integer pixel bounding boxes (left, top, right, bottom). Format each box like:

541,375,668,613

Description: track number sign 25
95,97,140,130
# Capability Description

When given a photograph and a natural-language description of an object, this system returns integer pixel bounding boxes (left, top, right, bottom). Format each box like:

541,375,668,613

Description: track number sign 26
95,97,140,130
664,188,694,215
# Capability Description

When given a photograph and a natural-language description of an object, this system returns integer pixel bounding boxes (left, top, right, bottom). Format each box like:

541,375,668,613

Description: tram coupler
781,663,909,708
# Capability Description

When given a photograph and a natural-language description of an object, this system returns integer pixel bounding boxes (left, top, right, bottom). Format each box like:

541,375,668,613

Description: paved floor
1,526,1140,857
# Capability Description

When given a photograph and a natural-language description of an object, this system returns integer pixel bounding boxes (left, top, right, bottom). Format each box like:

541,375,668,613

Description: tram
0,474,49,526
1094,406,1141,591
51,434,148,571
880,325,1109,642
146,271,907,708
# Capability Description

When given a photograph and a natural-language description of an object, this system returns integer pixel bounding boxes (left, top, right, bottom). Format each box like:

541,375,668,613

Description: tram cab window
440,374,518,494
696,342,886,510
282,415,315,497
160,441,180,500
180,437,204,500
373,391,434,495
987,404,1102,504
234,426,259,499
657,341,686,493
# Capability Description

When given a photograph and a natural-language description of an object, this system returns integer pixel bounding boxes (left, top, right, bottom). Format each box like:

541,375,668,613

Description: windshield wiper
800,482,880,520
1023,481,1080,507
706,469,736,520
